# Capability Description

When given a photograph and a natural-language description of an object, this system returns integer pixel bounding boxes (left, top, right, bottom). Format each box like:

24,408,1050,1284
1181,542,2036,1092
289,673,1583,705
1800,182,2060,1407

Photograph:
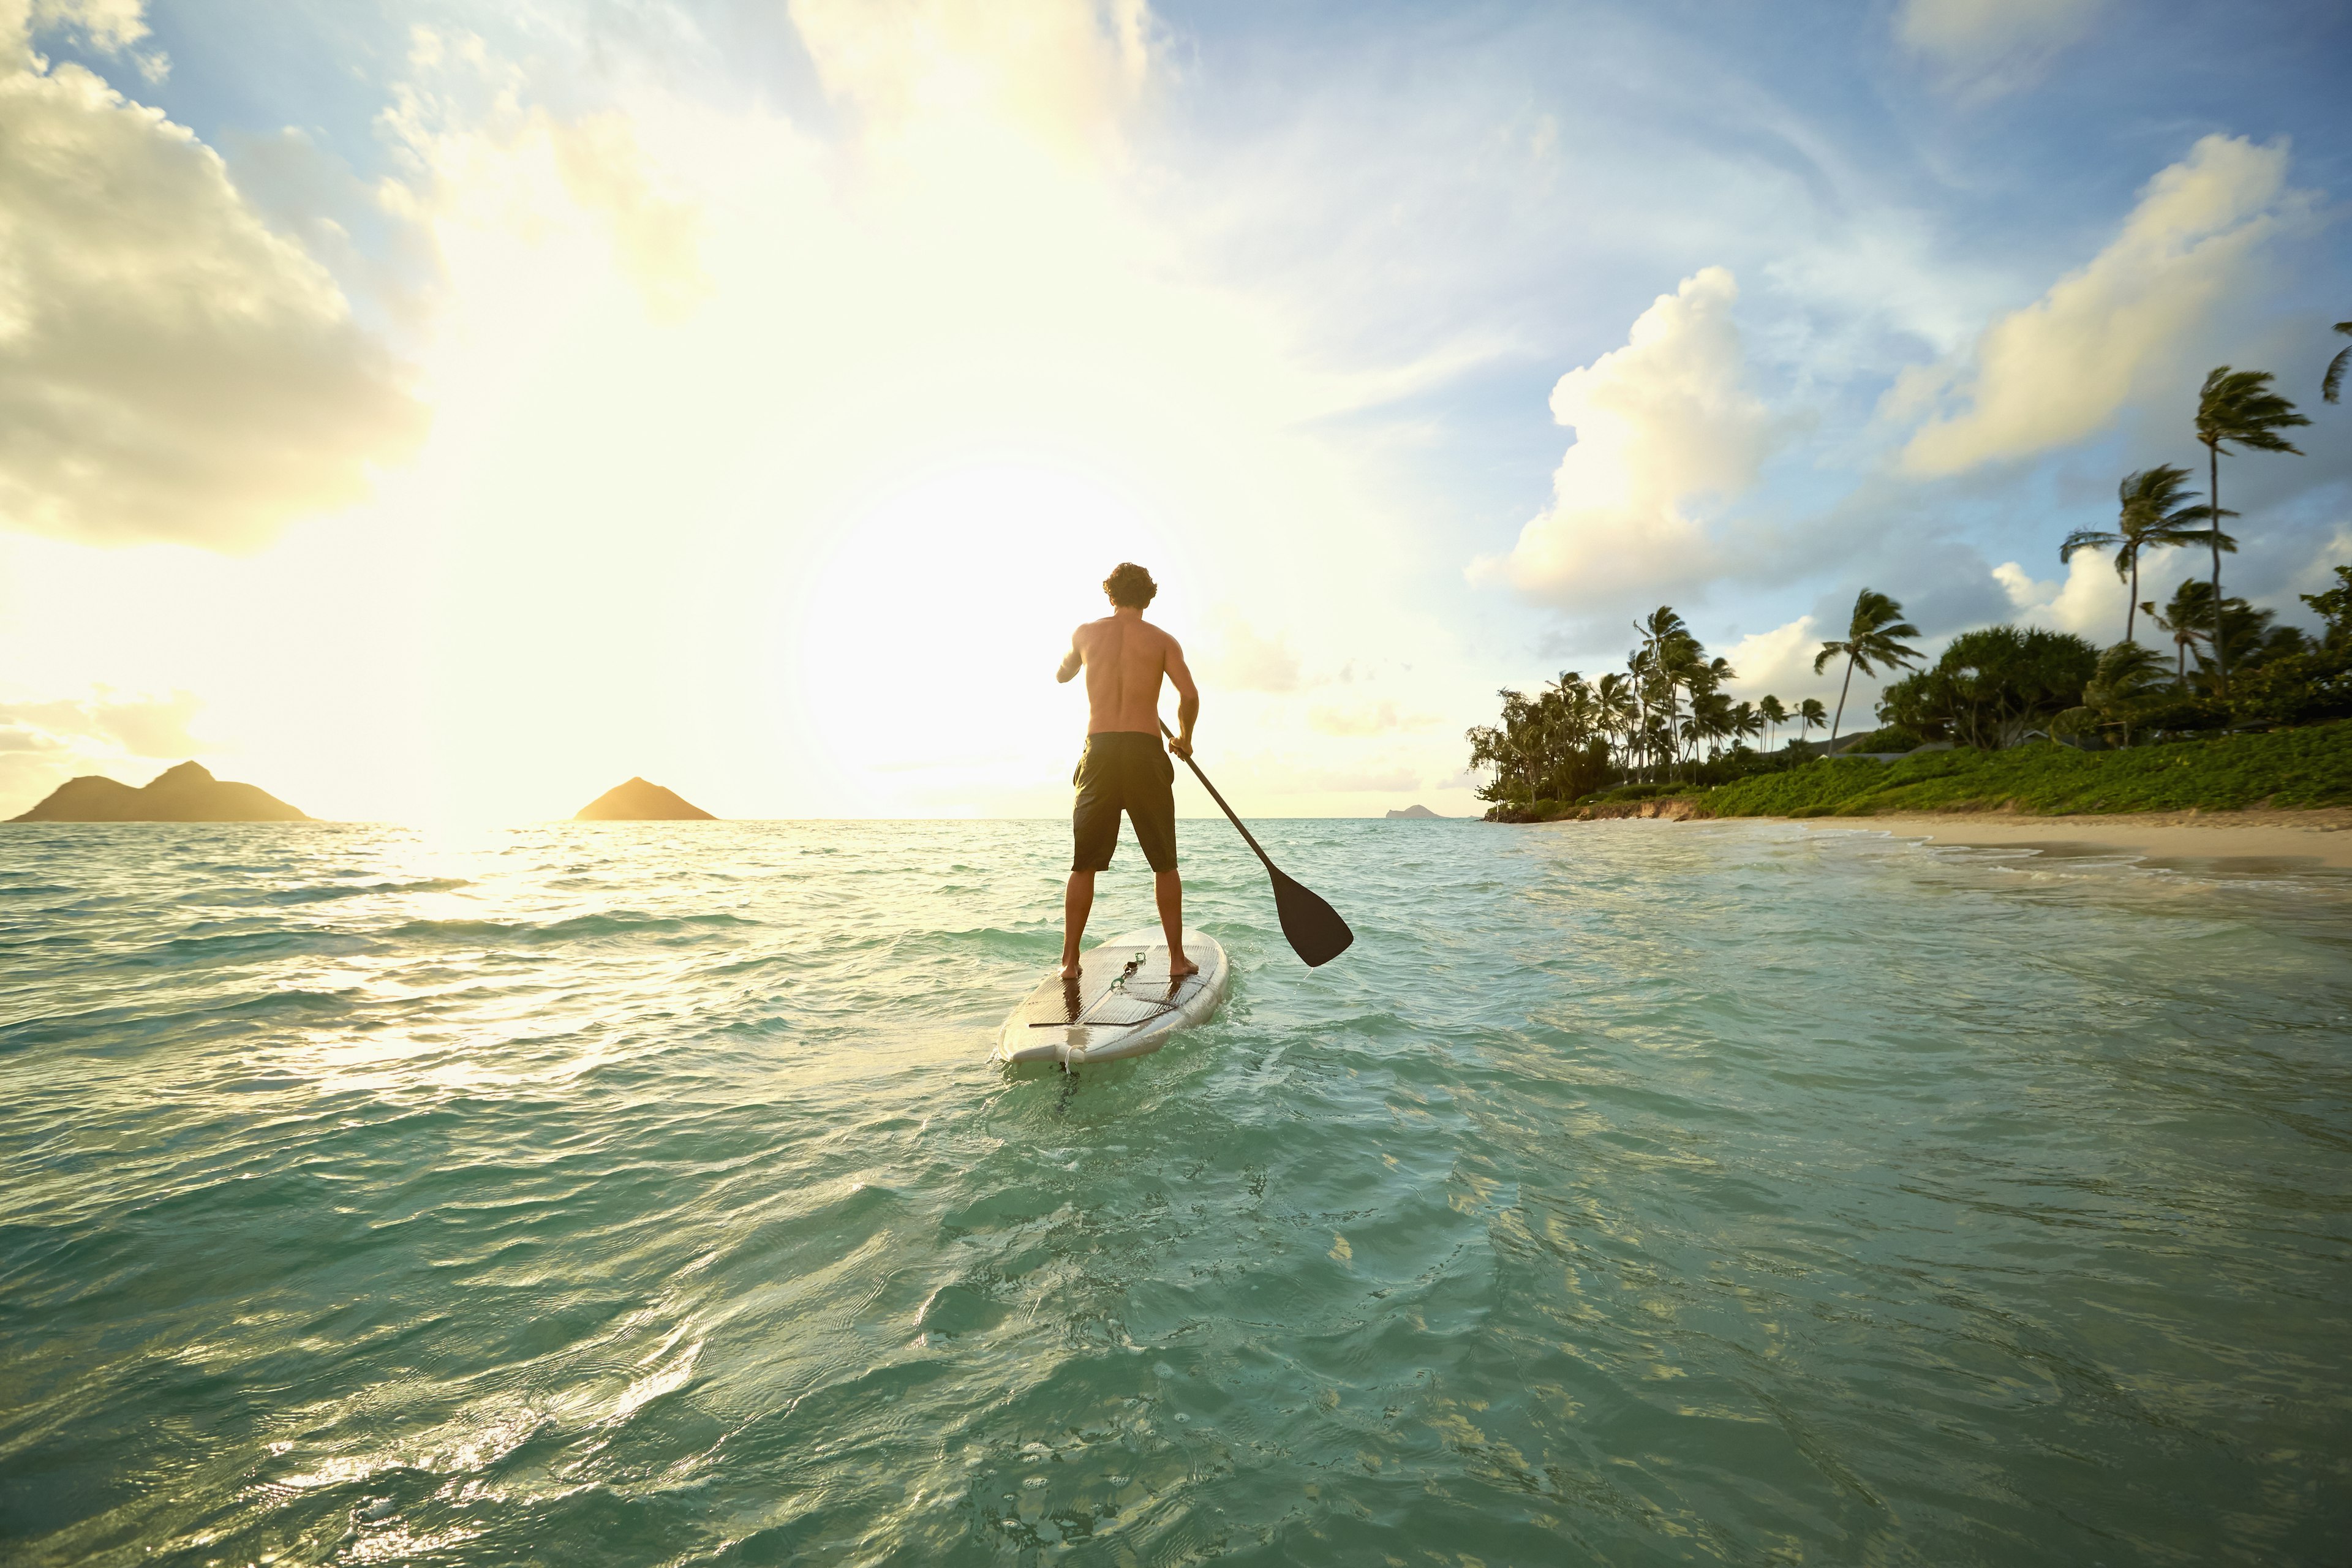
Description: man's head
1103,562,1156,609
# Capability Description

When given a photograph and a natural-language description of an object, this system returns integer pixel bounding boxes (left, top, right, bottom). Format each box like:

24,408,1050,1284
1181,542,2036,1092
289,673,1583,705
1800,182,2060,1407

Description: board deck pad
996,927,1228,1067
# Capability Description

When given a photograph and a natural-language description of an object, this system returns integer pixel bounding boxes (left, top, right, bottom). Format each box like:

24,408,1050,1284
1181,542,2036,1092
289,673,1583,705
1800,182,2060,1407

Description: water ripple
1,818,2347,1564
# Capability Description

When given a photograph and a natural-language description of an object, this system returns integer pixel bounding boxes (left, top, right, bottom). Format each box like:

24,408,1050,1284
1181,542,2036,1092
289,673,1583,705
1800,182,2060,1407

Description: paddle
1159,720,1354,968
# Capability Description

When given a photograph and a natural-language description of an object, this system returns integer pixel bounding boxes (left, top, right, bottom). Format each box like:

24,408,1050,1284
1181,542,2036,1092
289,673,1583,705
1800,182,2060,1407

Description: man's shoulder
1139,617,1180,646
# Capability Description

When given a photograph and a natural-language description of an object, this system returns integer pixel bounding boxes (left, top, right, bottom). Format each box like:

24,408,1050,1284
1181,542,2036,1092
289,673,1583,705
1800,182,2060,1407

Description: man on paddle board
1056,562,1199,981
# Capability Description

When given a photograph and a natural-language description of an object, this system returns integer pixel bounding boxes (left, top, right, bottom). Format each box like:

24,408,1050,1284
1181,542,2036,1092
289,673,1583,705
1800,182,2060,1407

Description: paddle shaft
1158,720,1277,873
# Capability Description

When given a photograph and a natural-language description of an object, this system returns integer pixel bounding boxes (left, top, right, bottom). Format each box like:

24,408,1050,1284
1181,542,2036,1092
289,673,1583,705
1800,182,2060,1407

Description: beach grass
1697,722,2352,818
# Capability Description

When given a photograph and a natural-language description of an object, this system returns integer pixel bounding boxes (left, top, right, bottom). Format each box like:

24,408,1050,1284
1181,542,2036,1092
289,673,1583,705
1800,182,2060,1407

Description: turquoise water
4,818,2350,1566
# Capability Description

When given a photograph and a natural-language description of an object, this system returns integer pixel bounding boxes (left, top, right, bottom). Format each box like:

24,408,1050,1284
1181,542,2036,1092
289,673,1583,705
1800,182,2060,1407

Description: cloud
1995,553,2122,639
23,0,148,52
1471,267,1774,610
1894,0,2103,96
1719,615,1823,701
1889,136,2299,477
1307,699,1434,737
0,7,426,549
547,115,712,321
0,686,206,814
1992,543,2222,644
788,0,1155,161
1199,614,1302,693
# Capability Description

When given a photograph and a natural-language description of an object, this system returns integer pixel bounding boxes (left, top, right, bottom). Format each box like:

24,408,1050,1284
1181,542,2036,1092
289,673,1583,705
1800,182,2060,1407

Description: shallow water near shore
4,816,2350,1566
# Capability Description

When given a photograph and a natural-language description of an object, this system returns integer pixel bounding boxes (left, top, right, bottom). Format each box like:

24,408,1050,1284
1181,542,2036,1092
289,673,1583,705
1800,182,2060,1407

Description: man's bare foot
1058,963,1082,981
1168,954,1200,978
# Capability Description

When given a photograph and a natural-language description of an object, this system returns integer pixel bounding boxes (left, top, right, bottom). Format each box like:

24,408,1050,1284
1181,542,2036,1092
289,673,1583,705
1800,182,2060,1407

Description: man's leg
1061,870,1096,979
1155,869,1197,977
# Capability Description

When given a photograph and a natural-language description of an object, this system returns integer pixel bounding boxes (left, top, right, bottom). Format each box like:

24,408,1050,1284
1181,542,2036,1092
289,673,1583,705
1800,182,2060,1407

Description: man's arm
1056,627,1084,684
1165,635,1200,757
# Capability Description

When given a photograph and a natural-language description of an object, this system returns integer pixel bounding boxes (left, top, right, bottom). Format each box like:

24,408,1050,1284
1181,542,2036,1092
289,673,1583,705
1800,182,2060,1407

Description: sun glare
796,463,1183,815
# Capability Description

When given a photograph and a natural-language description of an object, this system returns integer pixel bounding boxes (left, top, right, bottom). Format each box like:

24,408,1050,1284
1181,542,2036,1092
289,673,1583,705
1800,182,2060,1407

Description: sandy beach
1790,807,2352,872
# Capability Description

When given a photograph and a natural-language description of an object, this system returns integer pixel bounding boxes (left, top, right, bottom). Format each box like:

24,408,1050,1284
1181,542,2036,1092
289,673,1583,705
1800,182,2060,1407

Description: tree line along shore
1472,346,2352,824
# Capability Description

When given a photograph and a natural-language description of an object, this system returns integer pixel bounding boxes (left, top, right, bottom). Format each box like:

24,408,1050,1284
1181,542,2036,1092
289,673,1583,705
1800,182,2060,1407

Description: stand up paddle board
994,926,1229,1069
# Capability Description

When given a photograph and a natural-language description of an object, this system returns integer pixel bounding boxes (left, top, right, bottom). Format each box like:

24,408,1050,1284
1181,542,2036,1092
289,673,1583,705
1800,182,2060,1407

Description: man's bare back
1057,611,1199,750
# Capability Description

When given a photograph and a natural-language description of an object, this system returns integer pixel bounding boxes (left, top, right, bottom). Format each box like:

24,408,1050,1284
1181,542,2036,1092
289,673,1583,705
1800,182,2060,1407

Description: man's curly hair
1102,562,1157,609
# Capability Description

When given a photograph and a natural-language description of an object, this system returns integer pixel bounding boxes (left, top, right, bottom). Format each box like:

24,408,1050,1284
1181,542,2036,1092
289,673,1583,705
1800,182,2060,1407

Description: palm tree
1813,589,1923,752
1594,672,1636,774
2056,640,2172,748
1729,699,1764,752
1793,697,1827,747
2059,465,2233,643
2143,579,2217,685
2195,368,2309,693
1757,694,1787,751
2326,320,2351,404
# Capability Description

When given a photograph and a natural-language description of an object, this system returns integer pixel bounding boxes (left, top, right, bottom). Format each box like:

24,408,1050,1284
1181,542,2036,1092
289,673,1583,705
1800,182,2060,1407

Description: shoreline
1773,807,2352,872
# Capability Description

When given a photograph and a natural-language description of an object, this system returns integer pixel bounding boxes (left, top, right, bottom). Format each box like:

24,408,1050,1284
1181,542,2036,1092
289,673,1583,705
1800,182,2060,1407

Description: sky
0,0,2346,823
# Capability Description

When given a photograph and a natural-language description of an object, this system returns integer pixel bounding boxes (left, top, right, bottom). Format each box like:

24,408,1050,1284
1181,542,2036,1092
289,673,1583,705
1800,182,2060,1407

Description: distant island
575,777,715,820
9,761,311,823
1385,804,1444,820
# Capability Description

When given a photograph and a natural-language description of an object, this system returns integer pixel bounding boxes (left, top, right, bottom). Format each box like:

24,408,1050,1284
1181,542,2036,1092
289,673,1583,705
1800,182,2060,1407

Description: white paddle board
994,926,1229,1068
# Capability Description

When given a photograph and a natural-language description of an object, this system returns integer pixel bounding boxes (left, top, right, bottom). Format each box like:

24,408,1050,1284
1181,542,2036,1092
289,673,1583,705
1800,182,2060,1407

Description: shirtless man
1055,562,1200,981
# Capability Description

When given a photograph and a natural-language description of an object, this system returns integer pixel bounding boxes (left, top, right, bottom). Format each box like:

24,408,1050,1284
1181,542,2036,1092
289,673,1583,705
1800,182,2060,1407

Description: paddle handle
1158,719,1276,873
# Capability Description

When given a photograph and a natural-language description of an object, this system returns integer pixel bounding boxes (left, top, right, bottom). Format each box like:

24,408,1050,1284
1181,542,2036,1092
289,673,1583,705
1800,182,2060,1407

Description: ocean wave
386,910,762,946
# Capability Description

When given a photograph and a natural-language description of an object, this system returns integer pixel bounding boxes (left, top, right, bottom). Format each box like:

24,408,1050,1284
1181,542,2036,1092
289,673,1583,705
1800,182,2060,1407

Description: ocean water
3,816,2350,1567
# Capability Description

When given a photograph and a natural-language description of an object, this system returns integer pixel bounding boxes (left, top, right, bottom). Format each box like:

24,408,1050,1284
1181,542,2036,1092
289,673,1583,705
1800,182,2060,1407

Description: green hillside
1698,723,2352,818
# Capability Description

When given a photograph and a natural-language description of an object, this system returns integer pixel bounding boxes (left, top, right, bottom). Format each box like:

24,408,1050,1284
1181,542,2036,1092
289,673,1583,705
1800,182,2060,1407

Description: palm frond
2198,366,2309,454
2059,526,2120,564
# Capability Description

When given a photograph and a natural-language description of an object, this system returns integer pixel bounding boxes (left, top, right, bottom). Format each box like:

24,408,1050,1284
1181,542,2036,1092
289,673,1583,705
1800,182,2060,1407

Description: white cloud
1890,135,2298,477
0,686,206,815
1992,552,2133,641
1307,699,1434,737
1719,614,1824,702
1199,614,1302,693
1471,266,1773,609
1895,0,2104,96
0,6,424,549
788,0,1155,161
22,0,148,52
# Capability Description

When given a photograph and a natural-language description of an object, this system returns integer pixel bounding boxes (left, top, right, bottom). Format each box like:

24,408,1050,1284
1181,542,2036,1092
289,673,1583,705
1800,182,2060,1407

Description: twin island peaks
9,760,311,822
7,763,718,823
13,768,1431,826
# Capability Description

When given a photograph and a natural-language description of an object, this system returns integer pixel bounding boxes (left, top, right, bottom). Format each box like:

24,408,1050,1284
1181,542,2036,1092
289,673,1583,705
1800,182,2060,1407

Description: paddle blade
1270,868,1354,967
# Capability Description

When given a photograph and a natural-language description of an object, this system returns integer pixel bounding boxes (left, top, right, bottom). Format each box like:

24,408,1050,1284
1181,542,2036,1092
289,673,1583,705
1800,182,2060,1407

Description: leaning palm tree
1757,693,1788,751
1793,697,1827,747
2059,465,2233,643
2195,368,2309,693
2143,579,2218,685
1813,589,1923,752
1729,699,1764,752
2326,320,2351,404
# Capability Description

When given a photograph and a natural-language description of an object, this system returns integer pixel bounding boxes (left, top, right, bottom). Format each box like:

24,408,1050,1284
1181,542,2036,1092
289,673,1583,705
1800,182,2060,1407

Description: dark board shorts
1071,732,1177,873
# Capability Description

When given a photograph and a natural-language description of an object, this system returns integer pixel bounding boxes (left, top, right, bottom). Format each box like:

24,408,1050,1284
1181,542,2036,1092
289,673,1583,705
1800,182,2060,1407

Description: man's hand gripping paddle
1160,720,1354,968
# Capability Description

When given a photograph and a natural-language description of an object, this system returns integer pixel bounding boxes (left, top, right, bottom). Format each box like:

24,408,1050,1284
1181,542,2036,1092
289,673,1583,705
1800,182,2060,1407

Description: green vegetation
1469,352,2351,824
1881,627,2099,749
1701,724,2352,818
1466,605,1795,806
